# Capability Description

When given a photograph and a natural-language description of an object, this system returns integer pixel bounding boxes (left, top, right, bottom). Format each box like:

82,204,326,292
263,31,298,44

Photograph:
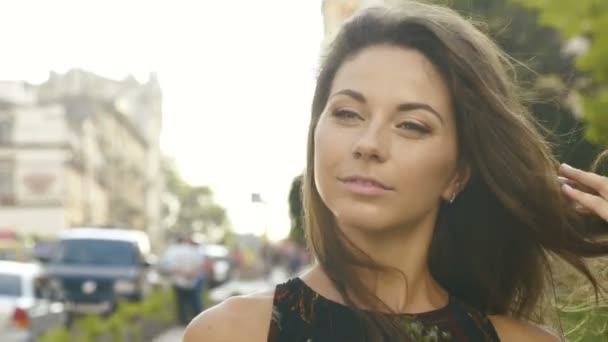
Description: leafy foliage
38,290,175,342
288,174,306,246
513,0,608,144
162,158,229,237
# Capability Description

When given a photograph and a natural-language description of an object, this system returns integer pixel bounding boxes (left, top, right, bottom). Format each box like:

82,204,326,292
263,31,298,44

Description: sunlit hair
302,1,608,340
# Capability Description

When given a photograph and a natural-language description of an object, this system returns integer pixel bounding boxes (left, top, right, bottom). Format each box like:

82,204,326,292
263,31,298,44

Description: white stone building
0,71,165,250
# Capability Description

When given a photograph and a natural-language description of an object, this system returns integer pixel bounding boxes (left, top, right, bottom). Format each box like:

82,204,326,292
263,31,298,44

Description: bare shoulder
489,315,561,342
183,291,274,342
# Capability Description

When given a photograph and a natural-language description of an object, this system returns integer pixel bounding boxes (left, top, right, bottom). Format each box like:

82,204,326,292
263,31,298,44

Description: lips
338,175,394,191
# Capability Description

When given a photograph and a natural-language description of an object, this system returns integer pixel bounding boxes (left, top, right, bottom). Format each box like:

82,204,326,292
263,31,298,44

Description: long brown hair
303,1,608,340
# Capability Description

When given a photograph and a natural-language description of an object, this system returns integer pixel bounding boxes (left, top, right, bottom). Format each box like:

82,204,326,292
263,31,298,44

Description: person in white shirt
160,235,203,325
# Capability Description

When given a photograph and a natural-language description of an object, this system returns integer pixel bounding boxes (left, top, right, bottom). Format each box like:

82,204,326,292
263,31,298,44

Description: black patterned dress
268,278,500,342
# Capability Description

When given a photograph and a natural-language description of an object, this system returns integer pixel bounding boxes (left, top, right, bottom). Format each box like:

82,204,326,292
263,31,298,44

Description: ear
441,162,471,202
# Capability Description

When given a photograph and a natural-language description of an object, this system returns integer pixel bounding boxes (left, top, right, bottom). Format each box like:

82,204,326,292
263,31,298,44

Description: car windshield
0,274,21,296
51,239,137,266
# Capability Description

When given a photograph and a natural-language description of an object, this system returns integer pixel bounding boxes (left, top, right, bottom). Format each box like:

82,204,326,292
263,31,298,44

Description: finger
559,177,593,213
562,183,608,221
558,176,576,187
558,176,597,195
559,177,590,209
574,202,592,214
559,164,608,198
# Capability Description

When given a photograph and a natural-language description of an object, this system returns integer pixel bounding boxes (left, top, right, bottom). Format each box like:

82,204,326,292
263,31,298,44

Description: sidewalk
152,326,185,342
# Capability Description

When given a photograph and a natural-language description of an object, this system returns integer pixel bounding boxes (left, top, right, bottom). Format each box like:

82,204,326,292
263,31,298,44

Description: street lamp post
251,193,268,240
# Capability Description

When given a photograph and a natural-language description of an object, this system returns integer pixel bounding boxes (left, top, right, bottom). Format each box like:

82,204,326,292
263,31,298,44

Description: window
51,239,138,266
34,277,62,301
0,112,13,144
0,159,14,204
0,274,22,297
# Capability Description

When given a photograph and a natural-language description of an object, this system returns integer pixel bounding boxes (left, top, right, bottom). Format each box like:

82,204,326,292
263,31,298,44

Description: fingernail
560,163,574,171
562,183,573,192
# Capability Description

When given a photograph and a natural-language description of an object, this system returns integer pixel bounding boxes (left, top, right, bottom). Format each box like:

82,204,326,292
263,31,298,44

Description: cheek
394,142,458,196
313,124,334,187
313,121,348,200
314,119,340,164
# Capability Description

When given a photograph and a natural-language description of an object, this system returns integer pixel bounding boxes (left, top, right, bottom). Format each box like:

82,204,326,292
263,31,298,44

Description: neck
308,209,448,313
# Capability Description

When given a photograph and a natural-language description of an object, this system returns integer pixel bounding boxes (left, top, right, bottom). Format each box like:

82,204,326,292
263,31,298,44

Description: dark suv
46,227,154,317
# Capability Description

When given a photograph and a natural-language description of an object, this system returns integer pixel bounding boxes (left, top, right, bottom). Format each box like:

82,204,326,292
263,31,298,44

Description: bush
37,328,71,342
559,303,608,341
39,290,175,342
552,256,608,341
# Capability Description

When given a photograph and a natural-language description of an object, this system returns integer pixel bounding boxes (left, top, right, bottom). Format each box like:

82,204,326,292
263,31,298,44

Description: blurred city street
208,266,289,304
152,266,290,341
0,0,606,340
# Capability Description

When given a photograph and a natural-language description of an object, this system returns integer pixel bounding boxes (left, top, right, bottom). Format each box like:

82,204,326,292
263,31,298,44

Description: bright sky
0,0,325,241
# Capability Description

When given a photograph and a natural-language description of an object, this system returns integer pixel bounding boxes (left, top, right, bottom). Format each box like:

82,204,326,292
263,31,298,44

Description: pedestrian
184,2,608,341
160,235,203,325
192,240,207,314
286,242,302,276
259,241,273,278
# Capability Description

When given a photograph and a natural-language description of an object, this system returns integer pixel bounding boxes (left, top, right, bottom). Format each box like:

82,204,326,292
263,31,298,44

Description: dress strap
268,278,314,341
448,297,500,341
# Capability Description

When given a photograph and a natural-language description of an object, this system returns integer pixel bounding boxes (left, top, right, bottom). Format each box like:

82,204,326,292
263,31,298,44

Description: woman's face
314,45,465,232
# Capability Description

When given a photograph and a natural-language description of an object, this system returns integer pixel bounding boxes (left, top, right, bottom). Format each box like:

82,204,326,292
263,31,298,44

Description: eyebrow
330,88,444,123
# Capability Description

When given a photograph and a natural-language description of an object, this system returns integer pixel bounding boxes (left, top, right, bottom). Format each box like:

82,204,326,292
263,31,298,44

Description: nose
351,124,388,163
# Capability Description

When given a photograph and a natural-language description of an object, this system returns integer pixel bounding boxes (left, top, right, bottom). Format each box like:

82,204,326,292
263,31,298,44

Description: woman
184,2,608,341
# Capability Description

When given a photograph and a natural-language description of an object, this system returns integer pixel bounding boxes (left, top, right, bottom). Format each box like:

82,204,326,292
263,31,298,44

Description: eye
397,121,431,134
332,109,362,121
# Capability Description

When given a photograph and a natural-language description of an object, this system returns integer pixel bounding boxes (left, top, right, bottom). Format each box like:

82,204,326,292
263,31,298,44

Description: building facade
0,70,164,249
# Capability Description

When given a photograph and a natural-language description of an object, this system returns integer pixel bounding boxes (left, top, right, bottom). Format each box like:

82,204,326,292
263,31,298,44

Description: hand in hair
559,163,608,220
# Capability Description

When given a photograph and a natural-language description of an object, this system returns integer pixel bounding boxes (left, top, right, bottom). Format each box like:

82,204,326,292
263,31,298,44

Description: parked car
0,261,67,342
200,244,233,288
31,240,58,264
45,227,155,318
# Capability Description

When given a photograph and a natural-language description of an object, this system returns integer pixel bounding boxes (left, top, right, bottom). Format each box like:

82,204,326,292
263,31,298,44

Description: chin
331,204,397,232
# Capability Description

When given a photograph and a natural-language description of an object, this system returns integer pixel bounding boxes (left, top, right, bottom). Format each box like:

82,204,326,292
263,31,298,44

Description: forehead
330,45,452,113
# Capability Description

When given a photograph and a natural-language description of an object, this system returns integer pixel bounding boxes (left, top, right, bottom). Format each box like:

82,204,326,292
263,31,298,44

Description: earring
449,191,457,204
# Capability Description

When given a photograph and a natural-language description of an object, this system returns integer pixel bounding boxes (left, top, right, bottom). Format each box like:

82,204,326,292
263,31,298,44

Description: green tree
161,158,229,238
288,175,306,246
441,4,608,340
511,0,608,144
437,0,603,167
